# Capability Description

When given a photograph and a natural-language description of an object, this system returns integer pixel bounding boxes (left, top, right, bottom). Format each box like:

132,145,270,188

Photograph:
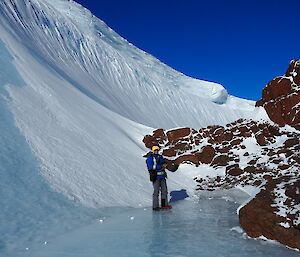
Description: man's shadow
170,189,189,202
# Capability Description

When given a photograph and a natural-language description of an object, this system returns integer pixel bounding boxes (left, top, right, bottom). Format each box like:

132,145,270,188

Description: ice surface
8,192,299,257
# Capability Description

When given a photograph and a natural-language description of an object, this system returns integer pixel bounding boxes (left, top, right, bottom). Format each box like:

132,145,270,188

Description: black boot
161,199,172,210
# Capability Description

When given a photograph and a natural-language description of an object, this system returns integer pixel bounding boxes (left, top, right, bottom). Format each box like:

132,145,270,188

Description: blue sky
75,0,299,100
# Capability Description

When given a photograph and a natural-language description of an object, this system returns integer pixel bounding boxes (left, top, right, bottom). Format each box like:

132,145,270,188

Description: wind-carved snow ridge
0,0,266,210
0,0,259,128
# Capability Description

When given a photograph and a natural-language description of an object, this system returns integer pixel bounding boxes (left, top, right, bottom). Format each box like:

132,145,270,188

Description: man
146,146,172,211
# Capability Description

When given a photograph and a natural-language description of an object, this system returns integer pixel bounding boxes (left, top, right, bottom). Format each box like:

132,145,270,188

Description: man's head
152,145,160,153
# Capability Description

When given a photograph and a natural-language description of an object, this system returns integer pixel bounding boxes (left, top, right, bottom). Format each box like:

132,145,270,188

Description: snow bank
0,0,268,211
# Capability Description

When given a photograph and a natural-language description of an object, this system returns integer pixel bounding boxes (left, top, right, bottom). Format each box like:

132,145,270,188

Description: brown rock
284,138,299,147
264,77,292,100
226,164,243,176
153,128,166,139
212,155,230,167
267,124,281,136
162,148,176,157
248,159,257,166
292,156,300,164
244,166,256,173
210,126,227,144
167,128,191,143
226,164,239,171
256,60,300,130
230,139,241,146
143,135,158,149
255,133,267,146
253,180,263,187
143,128,167,149
264,101,287,126
238,125,251,137
173,142,190,152
267,150,276,156
272,159,281,164
196,145,215,164
218,146,230,153
239,178,300,250
175,154,199,166
285,181,300,204
279,164,289,170
223,131,233,142
277,148,293,157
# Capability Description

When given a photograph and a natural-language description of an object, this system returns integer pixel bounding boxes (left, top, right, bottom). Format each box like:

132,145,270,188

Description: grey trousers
153,178,168,208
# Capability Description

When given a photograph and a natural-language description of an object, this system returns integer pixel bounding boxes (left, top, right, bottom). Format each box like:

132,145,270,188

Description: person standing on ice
146,146,172,211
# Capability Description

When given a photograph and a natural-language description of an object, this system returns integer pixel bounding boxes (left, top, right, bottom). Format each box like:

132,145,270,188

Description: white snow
236,184,263,215
0,0,268,209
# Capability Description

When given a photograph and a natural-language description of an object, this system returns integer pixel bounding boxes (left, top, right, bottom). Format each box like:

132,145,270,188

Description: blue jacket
146,153,166,180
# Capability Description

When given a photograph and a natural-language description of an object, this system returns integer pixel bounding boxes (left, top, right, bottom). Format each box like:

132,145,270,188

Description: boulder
226,164,243,176
162,148,176,157
255,133,267,146
174,154,199,166
212,155,230,167
239,178,300,250
196,145,215,164
284,138,299,148
167,128,190,143
142,135,158,149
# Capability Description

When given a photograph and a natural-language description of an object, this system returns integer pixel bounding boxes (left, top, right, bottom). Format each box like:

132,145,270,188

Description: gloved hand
149,170,157,182
170,164,179,172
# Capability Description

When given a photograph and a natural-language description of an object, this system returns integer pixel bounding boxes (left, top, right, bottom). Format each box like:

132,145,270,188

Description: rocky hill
143,60,300,250
257,59,300,129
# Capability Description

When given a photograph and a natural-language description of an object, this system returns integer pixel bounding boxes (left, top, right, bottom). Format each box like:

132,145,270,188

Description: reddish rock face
239,178,300,249
239,179,280,238
256,59,300,130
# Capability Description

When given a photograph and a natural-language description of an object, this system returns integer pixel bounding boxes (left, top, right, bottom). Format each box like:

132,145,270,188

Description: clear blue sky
75,0,299,100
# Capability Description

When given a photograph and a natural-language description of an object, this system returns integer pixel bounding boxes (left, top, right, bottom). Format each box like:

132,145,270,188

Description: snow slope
0,0,271,254
0,0,267,211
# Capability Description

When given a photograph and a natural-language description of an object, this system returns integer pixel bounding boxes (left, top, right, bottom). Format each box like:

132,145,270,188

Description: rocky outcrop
143,119,300,250
256,59,300,130
239,177,300,250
